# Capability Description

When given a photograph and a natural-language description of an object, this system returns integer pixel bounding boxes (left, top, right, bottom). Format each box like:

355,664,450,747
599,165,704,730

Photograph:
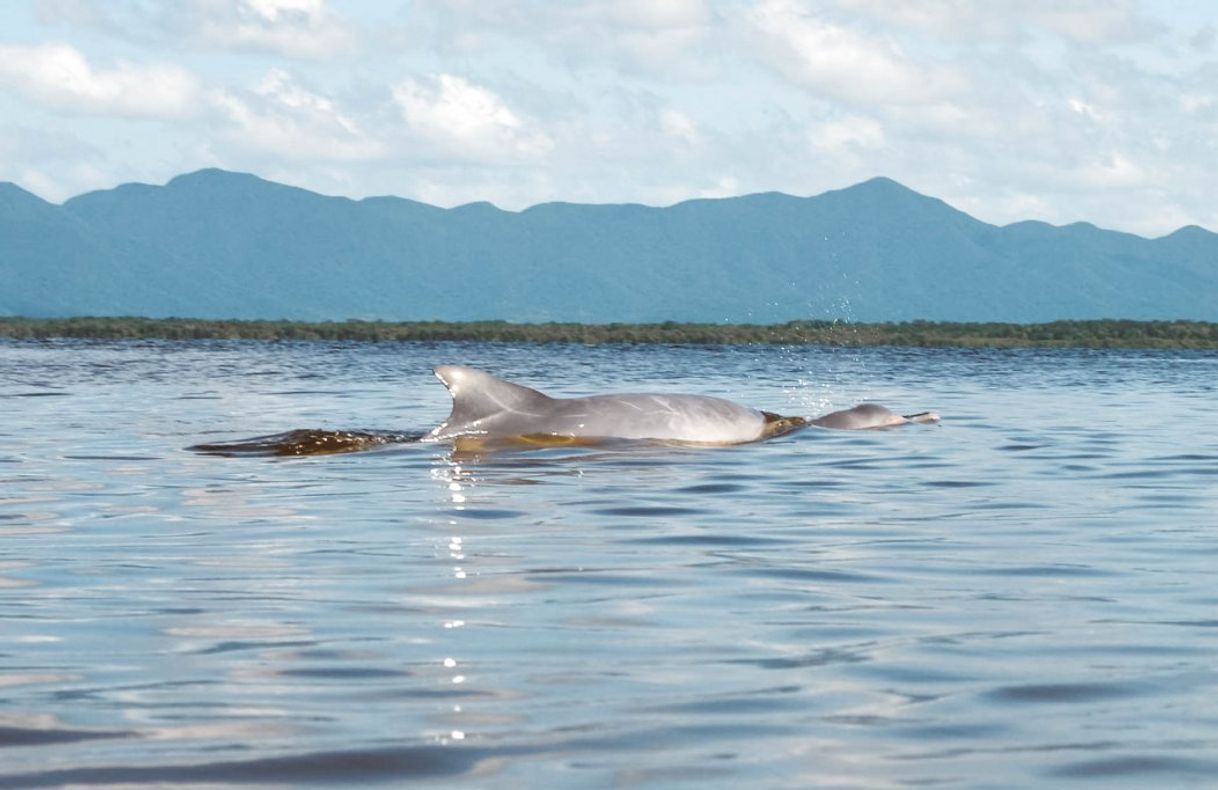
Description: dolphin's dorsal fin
432,365,552,435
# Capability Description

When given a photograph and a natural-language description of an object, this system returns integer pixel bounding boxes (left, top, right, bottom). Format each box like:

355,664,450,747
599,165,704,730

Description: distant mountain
2,169,1215,323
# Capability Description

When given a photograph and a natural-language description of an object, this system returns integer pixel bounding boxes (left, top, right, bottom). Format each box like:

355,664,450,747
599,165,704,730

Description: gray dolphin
812,403,940,430
425,365,937,448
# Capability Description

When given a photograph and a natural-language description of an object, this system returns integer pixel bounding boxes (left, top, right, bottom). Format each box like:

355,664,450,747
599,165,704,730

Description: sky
0,0,1216,236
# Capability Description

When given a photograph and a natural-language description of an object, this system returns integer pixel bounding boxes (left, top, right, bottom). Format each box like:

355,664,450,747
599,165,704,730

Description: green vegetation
1,316,1217,349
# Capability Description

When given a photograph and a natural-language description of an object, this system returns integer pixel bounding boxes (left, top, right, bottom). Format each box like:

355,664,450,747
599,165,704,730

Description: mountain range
2,169,1215,323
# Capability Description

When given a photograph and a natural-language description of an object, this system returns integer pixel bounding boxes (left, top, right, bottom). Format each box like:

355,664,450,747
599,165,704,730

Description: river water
1,339,1216,788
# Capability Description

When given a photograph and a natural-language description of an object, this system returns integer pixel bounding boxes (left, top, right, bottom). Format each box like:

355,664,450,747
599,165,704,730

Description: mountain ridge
2,170,1215,323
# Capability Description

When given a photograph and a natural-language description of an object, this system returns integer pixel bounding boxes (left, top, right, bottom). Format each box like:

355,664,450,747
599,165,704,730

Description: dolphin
426,365,937,448
812,403,940,430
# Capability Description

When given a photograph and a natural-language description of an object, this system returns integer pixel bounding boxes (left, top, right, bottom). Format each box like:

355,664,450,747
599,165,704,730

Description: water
1,339,1216,788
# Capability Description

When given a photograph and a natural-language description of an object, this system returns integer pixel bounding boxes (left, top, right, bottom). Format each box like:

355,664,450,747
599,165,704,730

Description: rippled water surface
2,339,1217,788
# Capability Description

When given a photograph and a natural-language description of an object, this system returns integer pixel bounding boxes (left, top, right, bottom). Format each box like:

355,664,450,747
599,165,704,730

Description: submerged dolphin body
426,365,936,448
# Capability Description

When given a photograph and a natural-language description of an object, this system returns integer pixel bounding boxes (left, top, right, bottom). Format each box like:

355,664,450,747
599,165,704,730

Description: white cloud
392,74,553,162
659,108,701,147
190,0,356,58
1030,1,1158,44
36,0,355,58
604,0,710,29
828,0,1159,44
212,69,384,161
0,42,200,117
745,0,967,105
406,0,718,77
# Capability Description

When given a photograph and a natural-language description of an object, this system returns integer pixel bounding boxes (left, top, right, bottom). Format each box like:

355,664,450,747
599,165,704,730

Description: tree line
1,316,1217,348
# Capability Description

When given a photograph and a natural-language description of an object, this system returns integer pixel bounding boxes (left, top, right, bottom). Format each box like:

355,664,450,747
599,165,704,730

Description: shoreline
1,316,1216,349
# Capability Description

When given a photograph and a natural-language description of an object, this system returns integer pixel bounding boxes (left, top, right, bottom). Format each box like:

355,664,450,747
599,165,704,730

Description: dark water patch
0,391,70,398
645,690,807,716
852,664,978,685
987,681,1142,704
740,566,887,584
820,714,902,727
0,744,486,787
593,506,709,517
998,444,1042,451
921,479,994,488
898,721,1011,740
772,479,845,490
445,508,527,520
265,389,361,395
0,726,133,747
728,647,869,670
195,639,318,655
275,667,412,680
1151,453,1218,462
61,455,162,462
676,482,747,494
975,564,1112,577
378,686,496,700
1049,754,1218,779
971,500,1052,510
916,630,1044,646
1099,469,1182,480
626,533,790,547
525,569,684,587
785,624,890,641
820,458,882,470
1090,618,1218,628
1135,491,1203,503
1025,452,1108,461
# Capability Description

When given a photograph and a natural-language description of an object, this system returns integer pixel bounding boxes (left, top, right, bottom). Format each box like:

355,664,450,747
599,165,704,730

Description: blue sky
0,0,1215,236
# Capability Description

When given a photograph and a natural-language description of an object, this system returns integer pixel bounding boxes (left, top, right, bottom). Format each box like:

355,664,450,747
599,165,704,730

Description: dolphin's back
811,403,907,429
428,365,766,444
551,393,766,444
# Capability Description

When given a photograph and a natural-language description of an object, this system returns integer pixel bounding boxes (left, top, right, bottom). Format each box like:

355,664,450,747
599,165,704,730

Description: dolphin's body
812,403,939,430
426,365,936,447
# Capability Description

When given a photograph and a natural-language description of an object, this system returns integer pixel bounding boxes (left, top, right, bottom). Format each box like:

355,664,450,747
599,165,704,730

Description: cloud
659,108,701,148
405,0,718,78
745,0,967,105
0,124,110,202
7,0,1218,236
190,0,356,58
0,42,200,117
212,69,384,161
392,74,554,163
828,0,1160,44
35,0,356,58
